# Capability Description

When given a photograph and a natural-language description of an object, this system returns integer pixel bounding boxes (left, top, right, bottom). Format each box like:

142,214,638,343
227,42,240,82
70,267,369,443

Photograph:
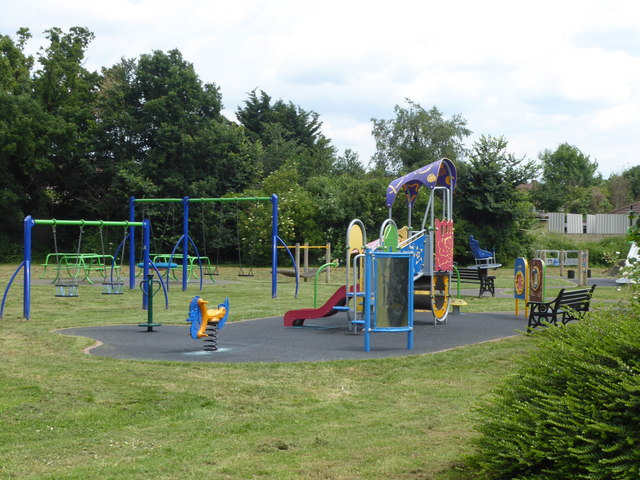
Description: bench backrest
555,285,596,312
455,268,484,279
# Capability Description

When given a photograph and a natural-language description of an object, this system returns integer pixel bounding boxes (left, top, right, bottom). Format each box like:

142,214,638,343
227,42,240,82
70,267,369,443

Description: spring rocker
186,296,230,351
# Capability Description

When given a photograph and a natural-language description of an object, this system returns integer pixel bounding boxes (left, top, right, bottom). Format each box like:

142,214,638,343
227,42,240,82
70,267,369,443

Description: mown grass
0,262,628,479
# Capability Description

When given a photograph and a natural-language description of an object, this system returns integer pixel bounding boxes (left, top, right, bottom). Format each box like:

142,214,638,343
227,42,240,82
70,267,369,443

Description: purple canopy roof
385,158,456,209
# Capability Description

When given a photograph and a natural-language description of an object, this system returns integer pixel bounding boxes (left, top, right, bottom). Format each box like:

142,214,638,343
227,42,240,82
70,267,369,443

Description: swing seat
238,266,254,277
203,265,219,276
137,262,178,270
102,281,124,295
55,282,79,298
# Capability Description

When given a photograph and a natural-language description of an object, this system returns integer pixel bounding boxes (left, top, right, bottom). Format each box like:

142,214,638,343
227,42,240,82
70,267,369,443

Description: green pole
134,196,271,203
33,219,144,227
313,261,339,307
453,265,461,299
139,274,162,332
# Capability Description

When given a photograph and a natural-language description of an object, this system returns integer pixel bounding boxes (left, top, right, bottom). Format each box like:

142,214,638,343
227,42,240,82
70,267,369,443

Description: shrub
588,237,630,267
466,304,640,479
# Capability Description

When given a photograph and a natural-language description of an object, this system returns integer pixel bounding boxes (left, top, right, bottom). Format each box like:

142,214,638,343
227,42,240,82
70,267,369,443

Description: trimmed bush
467,304,640,479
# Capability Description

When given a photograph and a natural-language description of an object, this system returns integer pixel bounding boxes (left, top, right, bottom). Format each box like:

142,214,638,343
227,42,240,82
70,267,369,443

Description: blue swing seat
136,262,179,270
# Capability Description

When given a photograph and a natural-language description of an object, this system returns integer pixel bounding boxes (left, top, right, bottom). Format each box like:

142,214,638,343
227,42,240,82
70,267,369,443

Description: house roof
609,201,640,216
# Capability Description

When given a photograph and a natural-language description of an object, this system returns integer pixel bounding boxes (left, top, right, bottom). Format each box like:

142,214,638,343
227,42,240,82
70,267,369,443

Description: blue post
271,194,278,298
182,196,189,291
364,249,373,352
24,216,34,319
407,256,415,350
142,219,151,309
129,196,136,290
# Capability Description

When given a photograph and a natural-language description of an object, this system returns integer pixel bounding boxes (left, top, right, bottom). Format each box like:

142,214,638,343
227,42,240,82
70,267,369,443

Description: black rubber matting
59,311,528,364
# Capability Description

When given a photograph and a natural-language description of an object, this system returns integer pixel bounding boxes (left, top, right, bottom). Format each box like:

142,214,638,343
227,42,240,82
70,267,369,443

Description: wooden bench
454,267,495,297
527,285,596,330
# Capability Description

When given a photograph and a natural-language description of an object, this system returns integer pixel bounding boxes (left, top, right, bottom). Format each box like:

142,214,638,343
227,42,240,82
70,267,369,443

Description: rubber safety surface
59,311,527,364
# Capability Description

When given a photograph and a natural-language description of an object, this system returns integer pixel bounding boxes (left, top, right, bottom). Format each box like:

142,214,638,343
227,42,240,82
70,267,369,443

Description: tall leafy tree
235,89,272,143
606,174,632,210
371,99,471,175
623,165,640,201
332,148,365,176
0,29,40,258
455,135,538,262
94,49,259,209
132,49,223,195
31,27,101,220
236,89,335,179
532,143,602,213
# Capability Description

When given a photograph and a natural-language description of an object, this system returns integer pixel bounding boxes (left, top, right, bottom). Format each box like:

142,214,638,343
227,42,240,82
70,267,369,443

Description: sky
2,0,640,178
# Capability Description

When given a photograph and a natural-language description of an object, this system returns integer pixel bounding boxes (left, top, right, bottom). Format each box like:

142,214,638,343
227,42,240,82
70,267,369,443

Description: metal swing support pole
129,194,279,297
1,216,148,320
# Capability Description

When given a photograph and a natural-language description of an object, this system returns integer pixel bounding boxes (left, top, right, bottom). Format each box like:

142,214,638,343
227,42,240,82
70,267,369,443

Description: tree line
1,27,639,263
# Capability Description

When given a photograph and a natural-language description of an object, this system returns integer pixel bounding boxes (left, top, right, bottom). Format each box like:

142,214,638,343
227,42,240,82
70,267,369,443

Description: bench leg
479,280,495,297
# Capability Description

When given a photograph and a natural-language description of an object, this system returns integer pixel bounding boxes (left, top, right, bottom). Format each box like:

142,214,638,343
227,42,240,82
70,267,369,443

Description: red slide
283,285,350,327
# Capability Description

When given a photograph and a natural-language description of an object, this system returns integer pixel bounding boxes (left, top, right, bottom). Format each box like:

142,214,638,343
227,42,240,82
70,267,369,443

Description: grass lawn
0,262,630,479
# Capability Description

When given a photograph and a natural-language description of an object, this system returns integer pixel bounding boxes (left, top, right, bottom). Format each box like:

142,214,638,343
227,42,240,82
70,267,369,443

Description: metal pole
182,197,189,291
133,195,275,294
189,196,271,203
134,196,271,203
16,217,146,319
129,196,136,289
326,243,331,283
24,216,34,319
295,243,301,288
143,219,150,309
364,249,373,352
271,194,278,298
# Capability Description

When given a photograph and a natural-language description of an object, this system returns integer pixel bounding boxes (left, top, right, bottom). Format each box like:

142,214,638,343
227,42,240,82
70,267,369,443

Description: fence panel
595,214,628,234
548,212,565,233
566,213,583,234
548,212,629,234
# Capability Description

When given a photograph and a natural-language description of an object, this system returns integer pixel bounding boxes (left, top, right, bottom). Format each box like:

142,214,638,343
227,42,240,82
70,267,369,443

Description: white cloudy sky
3,0,640,177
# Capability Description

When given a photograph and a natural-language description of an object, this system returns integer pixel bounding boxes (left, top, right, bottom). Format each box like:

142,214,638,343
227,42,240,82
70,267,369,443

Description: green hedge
466,303,640,479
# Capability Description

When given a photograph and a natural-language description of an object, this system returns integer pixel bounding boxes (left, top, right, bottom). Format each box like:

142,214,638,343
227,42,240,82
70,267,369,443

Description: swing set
128,194,293,297
0,216,166,320
41,222,129,295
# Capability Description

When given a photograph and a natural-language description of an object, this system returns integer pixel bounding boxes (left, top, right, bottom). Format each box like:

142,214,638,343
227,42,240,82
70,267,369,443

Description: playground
0,257,625,478
0,159,631,479
1,159,622,359
3,241,618,364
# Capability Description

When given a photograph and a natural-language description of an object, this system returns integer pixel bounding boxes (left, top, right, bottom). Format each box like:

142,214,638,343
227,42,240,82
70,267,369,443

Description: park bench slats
527,285,596,330
454,267,495,297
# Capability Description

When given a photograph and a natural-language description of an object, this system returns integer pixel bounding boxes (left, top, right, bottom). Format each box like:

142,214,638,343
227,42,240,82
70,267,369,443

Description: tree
607,174,633,210
0,29,40,258
623,165,640,201
532,143,601,213
455,135,538,262
236,89,336,179
332,148,365,176
94,49,259,208
371,99,471,175
31,27,101,220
